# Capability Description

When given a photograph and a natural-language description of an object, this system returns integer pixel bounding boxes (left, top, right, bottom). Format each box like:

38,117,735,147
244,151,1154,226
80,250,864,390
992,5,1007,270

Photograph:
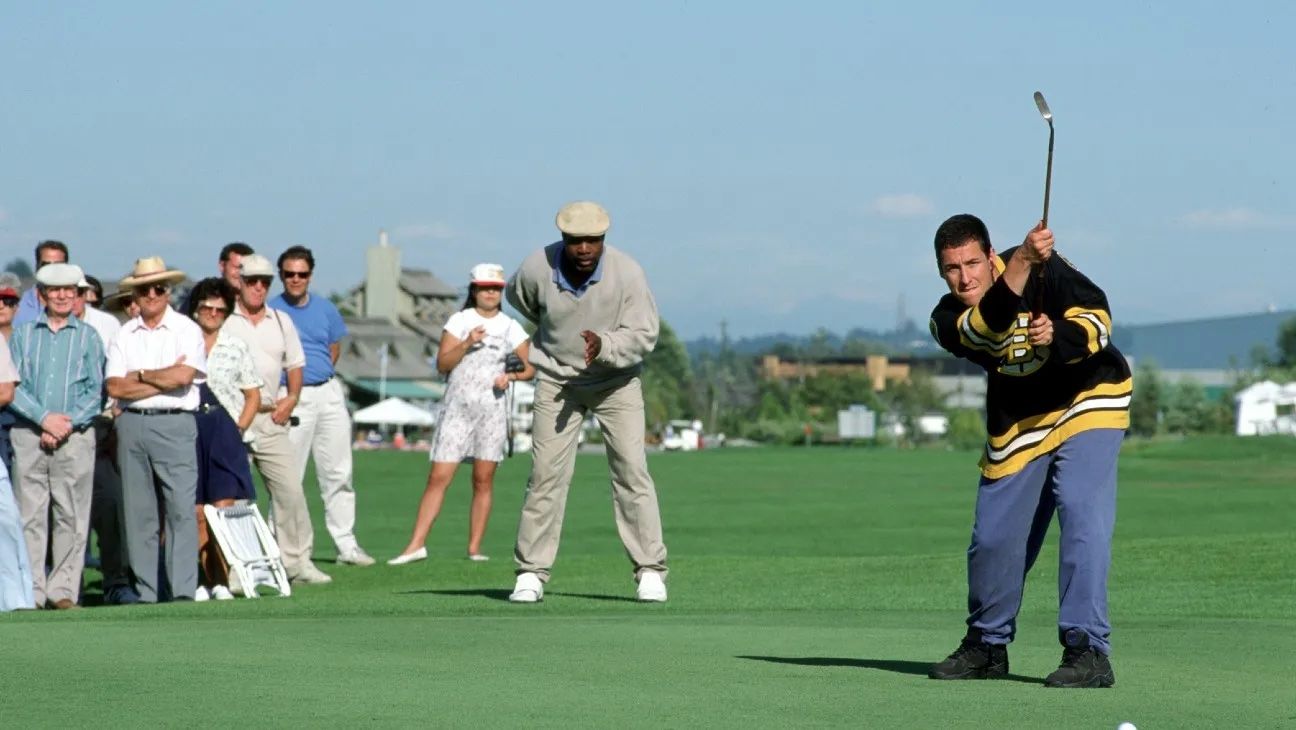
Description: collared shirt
7,312,105,428
549,244,605,298
222,304,305,404
0,334,18,384
205,330,263,421
81,305,122,352
105,306,207,411
12,287,41,327
269,293,347,385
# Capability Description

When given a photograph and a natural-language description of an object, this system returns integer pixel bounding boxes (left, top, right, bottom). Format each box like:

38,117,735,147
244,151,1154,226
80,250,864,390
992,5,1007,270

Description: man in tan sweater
505,201,669,603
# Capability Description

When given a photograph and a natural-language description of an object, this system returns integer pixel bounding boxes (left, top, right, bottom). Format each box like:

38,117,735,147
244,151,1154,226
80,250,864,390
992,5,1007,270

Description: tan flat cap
555,201,611,237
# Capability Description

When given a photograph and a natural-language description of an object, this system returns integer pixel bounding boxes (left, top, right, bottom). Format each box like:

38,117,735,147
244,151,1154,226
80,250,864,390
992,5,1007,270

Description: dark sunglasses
0,297,19,307
243,276,273,288
133,284,170,297
280,270,312,280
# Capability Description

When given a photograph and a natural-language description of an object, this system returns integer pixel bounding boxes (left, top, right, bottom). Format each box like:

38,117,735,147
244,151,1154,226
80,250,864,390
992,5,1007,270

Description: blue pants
965,428,1122,654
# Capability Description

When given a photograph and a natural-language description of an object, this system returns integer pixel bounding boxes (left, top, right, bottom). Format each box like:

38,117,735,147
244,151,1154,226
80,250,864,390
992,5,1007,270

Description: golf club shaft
1034,123,1054,317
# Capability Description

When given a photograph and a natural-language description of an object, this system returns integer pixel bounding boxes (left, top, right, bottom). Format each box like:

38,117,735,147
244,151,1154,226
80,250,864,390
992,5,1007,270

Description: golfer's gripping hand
1019,222,1055,264
1027,314,1054,346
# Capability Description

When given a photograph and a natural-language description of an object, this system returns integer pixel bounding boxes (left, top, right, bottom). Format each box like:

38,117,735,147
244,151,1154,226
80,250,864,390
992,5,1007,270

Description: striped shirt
7,312,105,429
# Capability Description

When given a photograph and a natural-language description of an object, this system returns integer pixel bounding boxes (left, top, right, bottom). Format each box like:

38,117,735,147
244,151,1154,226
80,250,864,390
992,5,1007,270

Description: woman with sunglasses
388,264,534,565
186,277,263,601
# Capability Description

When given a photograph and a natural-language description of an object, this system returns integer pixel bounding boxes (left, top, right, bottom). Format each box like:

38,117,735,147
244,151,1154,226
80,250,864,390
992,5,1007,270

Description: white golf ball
1117,723,1137,730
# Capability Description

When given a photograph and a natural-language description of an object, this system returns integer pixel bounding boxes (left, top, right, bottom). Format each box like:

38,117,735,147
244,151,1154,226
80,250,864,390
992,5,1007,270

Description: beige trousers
514,375,667,581
11,426,95,605
248,413,315,573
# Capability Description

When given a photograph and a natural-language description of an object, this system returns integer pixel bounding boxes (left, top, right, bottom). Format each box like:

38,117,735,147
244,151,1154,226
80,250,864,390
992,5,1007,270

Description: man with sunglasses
269,246,373,567
13,240,69,327
7,263,104,609
105,257,207,603
222,253,331,585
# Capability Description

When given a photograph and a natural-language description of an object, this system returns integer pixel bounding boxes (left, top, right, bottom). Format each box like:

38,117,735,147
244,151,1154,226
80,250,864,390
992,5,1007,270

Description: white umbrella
352,397,435,427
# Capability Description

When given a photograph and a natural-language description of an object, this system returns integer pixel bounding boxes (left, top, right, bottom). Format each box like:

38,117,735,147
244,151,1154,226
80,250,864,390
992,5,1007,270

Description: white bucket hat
238,253,275,278
470,263,506,286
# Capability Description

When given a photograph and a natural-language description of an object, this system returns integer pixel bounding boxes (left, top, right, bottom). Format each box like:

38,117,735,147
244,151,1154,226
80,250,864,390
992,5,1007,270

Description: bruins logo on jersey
997,313,1049,376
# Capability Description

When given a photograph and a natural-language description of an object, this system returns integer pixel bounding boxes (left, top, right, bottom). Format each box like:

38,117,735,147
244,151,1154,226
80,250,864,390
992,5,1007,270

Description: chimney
365,228,401,322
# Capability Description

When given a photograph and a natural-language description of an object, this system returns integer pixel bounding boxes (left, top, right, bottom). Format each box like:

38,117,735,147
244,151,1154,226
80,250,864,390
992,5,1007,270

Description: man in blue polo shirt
269,246,374,566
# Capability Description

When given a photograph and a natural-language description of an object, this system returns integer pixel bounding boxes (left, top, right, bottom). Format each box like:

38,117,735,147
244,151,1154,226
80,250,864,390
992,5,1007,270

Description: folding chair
203,502,292,598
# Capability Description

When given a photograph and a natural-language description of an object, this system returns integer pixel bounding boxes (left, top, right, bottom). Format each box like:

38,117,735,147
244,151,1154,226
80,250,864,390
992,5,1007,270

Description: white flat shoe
387,547,428,565
636,571,667,602
467,553,490,562
509,572,543,603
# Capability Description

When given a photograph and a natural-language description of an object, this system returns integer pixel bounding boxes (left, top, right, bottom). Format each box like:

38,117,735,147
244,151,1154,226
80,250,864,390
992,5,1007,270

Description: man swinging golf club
925,213,1132,687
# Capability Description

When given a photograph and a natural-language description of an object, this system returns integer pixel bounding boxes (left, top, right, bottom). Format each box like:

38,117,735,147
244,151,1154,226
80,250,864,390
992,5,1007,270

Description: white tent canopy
352,397,436,427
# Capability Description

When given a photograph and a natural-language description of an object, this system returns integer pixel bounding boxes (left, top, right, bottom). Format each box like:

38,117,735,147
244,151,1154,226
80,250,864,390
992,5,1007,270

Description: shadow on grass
736,656,1044,684
400,588,641,604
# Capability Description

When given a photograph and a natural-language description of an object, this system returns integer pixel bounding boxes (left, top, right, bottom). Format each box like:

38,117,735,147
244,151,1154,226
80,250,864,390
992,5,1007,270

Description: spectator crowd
0,239,372,610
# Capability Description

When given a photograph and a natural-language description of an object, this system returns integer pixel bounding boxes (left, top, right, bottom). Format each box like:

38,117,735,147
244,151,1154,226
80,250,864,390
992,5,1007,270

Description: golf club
1032,90,1054,316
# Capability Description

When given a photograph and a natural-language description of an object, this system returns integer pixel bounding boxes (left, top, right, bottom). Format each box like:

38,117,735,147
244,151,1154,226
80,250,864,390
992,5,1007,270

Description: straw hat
555,201,611,237
119,257,186,288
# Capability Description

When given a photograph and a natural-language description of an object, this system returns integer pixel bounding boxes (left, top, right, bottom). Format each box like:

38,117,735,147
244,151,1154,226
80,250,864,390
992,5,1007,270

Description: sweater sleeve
594,262,660,369
1045,254,1116,364
505,254,543,325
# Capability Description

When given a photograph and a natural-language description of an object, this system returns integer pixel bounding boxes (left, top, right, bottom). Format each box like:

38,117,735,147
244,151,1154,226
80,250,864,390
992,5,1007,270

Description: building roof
1114,309,1296,370
337,316,439,381
399,268,459,298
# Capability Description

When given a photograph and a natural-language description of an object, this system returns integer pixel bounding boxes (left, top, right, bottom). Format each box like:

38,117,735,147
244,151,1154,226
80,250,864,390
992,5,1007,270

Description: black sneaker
928,636,1009,680
1044,646,1115,688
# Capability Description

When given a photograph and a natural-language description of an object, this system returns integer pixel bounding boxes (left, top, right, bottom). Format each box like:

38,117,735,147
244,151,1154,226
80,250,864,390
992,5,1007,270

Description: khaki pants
11,426,96,606
248,412,315,573
514,375,667,581
288,378,359,554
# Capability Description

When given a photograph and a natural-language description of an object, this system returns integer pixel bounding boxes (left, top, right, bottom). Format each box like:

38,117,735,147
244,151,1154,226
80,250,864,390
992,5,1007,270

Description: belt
125,408,193,416
304,377,334,387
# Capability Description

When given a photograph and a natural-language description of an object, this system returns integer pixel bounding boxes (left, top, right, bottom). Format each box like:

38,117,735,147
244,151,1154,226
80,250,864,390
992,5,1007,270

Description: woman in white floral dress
389,264,533,564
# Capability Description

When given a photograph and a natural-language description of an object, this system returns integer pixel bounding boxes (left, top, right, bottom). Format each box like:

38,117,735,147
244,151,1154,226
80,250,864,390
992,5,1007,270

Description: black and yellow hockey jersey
929,246,1132,478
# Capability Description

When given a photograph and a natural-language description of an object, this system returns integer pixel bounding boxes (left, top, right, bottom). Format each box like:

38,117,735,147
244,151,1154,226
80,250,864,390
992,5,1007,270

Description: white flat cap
239,254,275,278
555,201,611,237
36,263,85,288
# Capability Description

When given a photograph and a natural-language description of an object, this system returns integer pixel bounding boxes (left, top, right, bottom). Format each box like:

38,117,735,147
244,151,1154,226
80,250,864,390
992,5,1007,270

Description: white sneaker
211,585,235,601
387,547,428,566
636,571,667,602
338,546,377,567
467,553,490,562
290,563,333,585
509,572,544,603
194,586,211,602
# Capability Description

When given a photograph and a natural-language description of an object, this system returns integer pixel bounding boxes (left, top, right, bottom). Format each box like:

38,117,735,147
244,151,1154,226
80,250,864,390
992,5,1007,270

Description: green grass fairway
3,436,1294,728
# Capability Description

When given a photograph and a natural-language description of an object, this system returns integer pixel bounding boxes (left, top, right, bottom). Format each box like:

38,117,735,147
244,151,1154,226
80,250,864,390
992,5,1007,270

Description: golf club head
1033,91,1053,123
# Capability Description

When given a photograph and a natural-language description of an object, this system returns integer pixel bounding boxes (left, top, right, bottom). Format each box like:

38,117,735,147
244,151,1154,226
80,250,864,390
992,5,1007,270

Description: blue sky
2,2,1292,339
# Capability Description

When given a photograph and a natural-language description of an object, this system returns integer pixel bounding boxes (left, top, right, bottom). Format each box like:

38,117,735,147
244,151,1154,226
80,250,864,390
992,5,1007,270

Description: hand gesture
466,326,487,346
40,431,61,452
1027,313,1054,346
42,413,73,441
1019,221,1055,265
271,396,297,426
581,330,602,366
